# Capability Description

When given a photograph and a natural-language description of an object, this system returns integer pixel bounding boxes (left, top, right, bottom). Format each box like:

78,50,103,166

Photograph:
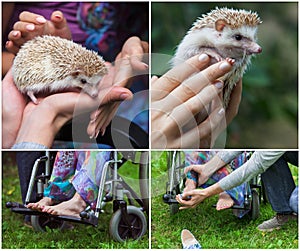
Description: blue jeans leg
261,151,298,214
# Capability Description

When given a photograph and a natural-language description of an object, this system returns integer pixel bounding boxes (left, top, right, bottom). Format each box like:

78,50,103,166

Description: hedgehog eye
234,34,243,41
80,79,87,84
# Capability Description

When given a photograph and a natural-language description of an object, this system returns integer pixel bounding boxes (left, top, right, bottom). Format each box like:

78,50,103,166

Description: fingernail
219,61,231,71
36,16,46,23
215,81,223,89
5,41,9,47
94,130,100,138
198,53,209,62
218,108,225,115
54,14,62,20
120,93,131,100
26,24,35,31
12,31,19,37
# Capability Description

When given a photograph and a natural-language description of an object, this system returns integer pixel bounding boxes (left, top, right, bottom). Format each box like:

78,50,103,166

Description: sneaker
181,229,202,249
257,214,291,232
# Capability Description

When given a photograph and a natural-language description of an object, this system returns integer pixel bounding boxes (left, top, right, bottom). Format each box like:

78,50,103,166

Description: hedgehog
12,35,108,104
172,7,262,108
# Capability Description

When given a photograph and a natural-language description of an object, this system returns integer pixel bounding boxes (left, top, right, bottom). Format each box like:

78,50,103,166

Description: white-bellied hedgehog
12,35,108,104
172,7,262,108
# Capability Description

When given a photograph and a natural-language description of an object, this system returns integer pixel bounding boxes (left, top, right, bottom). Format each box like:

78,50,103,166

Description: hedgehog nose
257,46,262,54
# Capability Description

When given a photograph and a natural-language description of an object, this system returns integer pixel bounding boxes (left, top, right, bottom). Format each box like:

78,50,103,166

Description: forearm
203,151,242,177
216,151,243,164
219,151,285,191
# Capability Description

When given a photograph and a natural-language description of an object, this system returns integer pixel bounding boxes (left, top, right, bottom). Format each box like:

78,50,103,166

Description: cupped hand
86,36,149,138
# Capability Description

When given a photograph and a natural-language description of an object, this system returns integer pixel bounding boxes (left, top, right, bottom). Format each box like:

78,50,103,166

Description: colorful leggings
44,151,111,210
184,151,249,207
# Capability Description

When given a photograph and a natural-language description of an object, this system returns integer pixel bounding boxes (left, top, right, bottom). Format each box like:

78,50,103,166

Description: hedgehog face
215,25,262,60
71,73,103,98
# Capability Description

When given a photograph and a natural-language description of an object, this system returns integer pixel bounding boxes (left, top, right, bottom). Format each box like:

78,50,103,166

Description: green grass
151,151,298,249
2,152,149,249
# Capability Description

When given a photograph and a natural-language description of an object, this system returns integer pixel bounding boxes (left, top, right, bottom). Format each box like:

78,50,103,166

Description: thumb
99,86,133,105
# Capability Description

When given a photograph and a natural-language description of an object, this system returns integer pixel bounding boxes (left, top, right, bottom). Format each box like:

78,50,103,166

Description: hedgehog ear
215,19,228,31
71,69,84,77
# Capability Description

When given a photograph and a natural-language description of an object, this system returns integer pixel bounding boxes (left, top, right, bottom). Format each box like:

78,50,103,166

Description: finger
141,41,149,53
180,106,226,148
50,10,67,29
152,53,211,95
226,78,242,124
170,60,233,104
114,56,132,87
19,11,47,24
13,21,38,33
5,40,21,54
98,86,133,105
169,81,223,126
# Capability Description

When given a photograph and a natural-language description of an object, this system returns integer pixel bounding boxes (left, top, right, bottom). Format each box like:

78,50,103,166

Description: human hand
184,164,209,186
2,68,27,148
151,54,235,149
176,189,207,210
14,85,133,148
86,36,149,138
6,10,71,54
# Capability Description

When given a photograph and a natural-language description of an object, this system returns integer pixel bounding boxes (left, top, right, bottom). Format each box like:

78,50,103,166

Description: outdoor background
152,2,298,148
151,151,298,249
2,151,149,249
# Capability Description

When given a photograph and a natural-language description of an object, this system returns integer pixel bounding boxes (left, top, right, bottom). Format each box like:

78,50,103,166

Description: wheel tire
251,190,260,220
109,205,147,242
169,203,179,215
31,215,68,232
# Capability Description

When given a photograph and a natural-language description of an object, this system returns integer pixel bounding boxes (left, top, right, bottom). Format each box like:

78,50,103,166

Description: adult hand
87,36,149,138
151,54,237,149
6,10,71,54
176,182,223,210
176,189,207,210
184,164,209,186
2,69,27,148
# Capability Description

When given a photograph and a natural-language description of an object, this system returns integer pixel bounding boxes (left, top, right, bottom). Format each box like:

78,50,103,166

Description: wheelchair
6,150,149,242
162,151,265,220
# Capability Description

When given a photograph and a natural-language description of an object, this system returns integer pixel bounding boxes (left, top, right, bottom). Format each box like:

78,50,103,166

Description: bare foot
42,193,86,218
216,192,234,210
27,197,54,211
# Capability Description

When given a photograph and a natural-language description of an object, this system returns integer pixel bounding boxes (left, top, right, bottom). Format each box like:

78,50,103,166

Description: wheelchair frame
6,150,149,242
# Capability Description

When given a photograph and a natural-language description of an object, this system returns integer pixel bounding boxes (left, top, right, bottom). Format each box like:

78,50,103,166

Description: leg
42,192,86,217
261,153,296,214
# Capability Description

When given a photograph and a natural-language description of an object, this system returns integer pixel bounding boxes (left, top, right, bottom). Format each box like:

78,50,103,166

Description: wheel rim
118,214,143,240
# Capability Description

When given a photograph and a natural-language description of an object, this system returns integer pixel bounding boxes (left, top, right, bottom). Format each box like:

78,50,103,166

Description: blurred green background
151,2,298,148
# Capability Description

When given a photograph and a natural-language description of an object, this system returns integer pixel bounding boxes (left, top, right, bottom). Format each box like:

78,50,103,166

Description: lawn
2,151,149,249
151,151,299,249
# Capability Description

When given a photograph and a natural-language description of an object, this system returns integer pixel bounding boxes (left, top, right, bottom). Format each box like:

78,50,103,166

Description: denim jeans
289,186,298,214
261,151,298,214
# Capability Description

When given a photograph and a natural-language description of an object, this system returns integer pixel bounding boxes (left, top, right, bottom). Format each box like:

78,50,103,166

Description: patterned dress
184,151,250,217
44,151,111,210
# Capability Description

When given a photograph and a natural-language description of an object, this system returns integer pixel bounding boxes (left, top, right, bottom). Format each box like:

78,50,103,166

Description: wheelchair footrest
7,202,98,226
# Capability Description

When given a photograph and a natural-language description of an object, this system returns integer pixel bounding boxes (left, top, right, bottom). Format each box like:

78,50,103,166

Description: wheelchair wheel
109,205,147,242
250,190,260,220
170,204,179,215
31,215,69,232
